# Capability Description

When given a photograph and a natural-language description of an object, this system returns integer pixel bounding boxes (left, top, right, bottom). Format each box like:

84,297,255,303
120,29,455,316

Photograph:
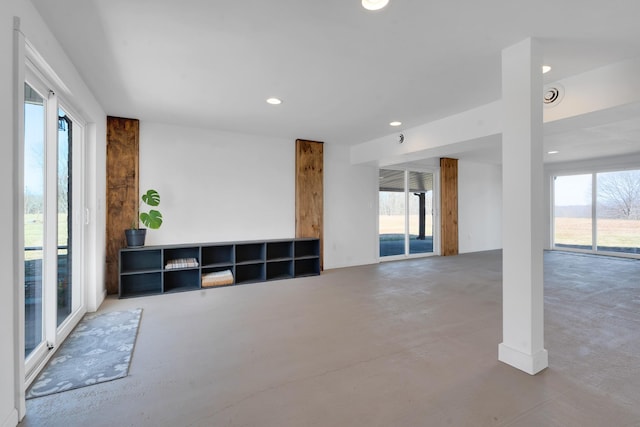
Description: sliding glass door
379,170,406,257
596,170,640,253
379,169,435,258
24,82,46,359
24,72,84,378
553,174,592,250
408,171,434,254
553,170,640,255
57,109,74,325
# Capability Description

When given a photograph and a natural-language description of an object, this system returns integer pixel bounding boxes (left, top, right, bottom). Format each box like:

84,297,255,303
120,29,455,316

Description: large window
379,169,435,258
553,169,640,255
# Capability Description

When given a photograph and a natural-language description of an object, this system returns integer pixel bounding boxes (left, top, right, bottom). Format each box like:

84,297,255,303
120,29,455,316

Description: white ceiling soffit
31,0,640,165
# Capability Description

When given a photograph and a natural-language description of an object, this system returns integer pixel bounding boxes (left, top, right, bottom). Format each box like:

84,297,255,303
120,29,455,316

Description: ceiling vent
543,84,564,108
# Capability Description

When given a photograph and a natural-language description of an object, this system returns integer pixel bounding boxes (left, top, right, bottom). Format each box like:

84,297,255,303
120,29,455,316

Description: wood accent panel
440,158,459,256
295,140,324,269
106,117,139,294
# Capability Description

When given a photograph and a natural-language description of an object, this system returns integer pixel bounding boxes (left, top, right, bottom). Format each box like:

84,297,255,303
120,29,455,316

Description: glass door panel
408,171,434,255
553,174,593,250
596,170,640,254
24,83,46,358
57,109,73,325
379,169,406,257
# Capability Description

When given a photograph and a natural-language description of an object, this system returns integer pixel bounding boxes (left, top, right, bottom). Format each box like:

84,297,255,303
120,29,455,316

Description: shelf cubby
164,247,200,269
235,263,265,284
120,249,161,274
119,272,162,298
295,258,320,277
266,260,293,281
164,269,200,293
267,241,293,261
236,243,266,264
201,266,235,288
294,239,320,259
202,245,234,267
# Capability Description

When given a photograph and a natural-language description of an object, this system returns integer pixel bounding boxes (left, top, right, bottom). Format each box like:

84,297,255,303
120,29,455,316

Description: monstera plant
139,189,163,229
125,189,163,247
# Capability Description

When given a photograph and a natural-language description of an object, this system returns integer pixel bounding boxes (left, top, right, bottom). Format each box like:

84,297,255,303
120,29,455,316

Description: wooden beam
440,157,458,256
295,139,324,269
106,117,139,294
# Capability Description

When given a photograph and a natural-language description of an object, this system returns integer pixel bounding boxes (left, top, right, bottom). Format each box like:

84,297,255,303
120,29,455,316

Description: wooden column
440,157,458,256
106,117,139,294
295,139,323,269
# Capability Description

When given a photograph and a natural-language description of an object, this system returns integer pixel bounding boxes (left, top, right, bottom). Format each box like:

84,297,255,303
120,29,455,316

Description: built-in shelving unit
119,238,320,298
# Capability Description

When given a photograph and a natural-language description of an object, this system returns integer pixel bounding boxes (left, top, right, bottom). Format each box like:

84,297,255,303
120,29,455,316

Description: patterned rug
27,308,143,399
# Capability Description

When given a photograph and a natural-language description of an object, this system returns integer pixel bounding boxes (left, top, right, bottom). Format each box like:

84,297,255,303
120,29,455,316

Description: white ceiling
32,0,640,163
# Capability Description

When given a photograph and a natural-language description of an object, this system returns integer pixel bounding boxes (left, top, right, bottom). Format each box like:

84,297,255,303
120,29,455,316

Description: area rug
26,308,143,399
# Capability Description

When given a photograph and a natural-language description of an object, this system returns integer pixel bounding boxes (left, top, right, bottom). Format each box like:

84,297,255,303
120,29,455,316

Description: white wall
324,144,378,269
458,160,503,253
1,7,20,427
139,123,295,245
139,123,379,269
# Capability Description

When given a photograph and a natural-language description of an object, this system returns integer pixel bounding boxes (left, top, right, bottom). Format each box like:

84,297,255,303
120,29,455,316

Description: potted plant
125,189,163,247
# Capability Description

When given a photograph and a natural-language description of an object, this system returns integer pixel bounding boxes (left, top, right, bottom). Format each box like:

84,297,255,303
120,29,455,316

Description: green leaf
141,189,160,207
140,210,163,229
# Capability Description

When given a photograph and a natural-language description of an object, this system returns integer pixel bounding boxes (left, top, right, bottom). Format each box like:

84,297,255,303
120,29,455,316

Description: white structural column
498,38,548,375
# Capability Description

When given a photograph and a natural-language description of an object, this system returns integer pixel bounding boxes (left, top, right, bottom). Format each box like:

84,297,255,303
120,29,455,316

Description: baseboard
99,288,107,309
1,408,18,427
498,343,548,375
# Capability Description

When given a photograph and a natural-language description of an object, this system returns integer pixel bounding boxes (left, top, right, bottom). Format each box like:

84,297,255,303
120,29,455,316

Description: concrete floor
21,250,640,426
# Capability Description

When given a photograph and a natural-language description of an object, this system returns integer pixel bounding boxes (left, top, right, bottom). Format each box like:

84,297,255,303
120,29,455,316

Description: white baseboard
498,343,548,375
1,408,18,427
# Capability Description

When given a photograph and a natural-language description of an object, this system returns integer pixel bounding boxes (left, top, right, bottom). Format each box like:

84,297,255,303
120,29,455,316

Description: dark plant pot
125,229,147,248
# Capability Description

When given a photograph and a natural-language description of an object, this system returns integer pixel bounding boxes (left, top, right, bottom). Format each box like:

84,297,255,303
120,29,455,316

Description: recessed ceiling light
362,0,389,11
547,150,559,154
542,65,551,74
266,98,282,105
389,121,402,127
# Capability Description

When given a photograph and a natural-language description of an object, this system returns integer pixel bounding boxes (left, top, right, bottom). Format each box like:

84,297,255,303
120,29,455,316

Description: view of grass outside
24,214,69,260
379,191,405,256
554,170,640,253
379,186,434,256
379,189,434,236
379,214,434,238
554,217,640,248
554,173,592,248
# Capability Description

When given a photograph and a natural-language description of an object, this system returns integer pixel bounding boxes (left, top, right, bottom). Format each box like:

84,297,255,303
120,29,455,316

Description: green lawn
24,213,68,260
555,217,640,248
